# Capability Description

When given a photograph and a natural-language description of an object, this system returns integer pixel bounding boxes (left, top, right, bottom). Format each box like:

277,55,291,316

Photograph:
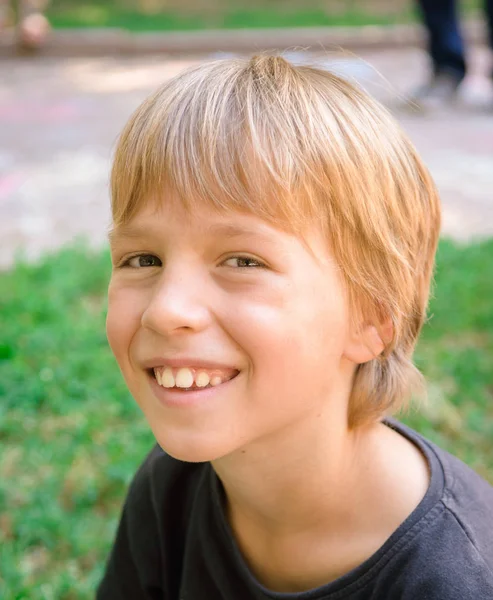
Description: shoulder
437,445,493,573
96,446,208,598
388,419,493,564
380,421,493,598
118,444,205,574
391,501,493,599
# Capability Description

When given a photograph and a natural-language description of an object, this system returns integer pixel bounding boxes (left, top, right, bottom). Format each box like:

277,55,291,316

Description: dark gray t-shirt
96,420,493,599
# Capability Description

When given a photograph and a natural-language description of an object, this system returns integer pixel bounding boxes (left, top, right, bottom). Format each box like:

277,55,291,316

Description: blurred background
1,1,492,598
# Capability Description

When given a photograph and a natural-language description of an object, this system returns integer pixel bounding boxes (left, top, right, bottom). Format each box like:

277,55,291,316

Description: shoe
407,72,463,111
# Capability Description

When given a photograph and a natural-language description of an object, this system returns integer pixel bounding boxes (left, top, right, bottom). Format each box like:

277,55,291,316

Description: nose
141,264,211,336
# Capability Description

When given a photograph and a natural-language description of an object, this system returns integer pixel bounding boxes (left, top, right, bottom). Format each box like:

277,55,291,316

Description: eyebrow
108,225,149,245
206,223,274,240
109,222,277,245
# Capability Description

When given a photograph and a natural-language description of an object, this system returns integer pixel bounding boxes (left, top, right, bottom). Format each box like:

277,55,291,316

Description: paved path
1,46,492,268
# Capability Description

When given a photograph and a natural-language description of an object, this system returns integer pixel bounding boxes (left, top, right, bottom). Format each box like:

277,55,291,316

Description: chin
153,429,238,464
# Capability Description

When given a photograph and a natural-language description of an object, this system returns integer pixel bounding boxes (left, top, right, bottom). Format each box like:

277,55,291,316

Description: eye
122,254,162,268
222,256,266,269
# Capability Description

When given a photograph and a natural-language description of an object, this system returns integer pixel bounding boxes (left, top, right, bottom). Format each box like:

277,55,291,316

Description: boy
97,55,493,598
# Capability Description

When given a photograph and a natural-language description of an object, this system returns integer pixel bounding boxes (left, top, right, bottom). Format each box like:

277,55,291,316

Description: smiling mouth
149,366,240,391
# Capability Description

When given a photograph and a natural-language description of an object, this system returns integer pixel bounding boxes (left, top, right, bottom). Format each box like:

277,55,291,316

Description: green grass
1,237,492,597
0,244,153,599
46,9,412,32
43,0,485,32
407,239,493,481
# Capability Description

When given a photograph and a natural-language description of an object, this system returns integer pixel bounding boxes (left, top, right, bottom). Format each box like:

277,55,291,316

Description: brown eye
223,256,265,269
126,254,161,268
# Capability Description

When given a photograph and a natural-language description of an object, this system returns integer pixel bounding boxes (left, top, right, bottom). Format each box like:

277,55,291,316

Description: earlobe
344,320,393,365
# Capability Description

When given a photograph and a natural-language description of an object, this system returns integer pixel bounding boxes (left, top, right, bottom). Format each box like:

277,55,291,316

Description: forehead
111,200,290,244
109,199,328,262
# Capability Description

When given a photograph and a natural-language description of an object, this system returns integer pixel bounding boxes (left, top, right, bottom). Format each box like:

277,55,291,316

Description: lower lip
147,371,239,409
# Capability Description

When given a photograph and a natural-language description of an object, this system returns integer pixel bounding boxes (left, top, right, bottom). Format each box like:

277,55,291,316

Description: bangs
110,56,351,235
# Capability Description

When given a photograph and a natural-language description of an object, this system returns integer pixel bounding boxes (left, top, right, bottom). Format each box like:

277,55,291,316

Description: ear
343,318,393,365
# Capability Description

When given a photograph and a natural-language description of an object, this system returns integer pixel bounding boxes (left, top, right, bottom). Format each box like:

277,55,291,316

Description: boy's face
107,197,362,462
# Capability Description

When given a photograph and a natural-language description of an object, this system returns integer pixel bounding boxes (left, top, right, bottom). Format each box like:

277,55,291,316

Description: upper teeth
154,366,233,389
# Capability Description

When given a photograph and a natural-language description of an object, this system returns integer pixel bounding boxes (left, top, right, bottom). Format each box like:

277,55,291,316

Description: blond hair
111,54,441,428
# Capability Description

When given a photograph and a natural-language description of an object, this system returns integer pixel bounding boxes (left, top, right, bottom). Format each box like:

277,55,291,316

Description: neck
211,404,430,592
212,400,375,537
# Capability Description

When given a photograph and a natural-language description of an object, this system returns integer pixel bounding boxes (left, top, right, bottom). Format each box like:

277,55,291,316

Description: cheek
106,284,142,361
223,280,348,378
220,293,347,432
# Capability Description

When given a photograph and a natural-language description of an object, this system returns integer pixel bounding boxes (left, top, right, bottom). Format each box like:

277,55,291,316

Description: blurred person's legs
0,0,14,30
418,0,467,80
485,0,493,79
0,0,51,49
17,0,51,50
412,0,466,108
